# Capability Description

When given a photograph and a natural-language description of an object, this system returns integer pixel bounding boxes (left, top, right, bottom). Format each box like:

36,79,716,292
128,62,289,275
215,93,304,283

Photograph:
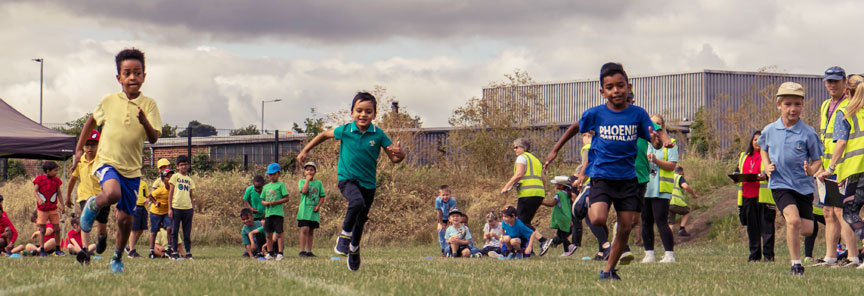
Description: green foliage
190,153,212,173
706,214,745,244
51,113,91,136
688,107,712,156
161,124,178,138
294,108,326,140
5,159,27,179
229,124,259,136
179,120,218,137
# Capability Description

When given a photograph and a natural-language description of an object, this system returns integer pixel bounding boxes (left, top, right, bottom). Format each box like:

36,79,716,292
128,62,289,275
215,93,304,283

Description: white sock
852,257,860,264
665,251,674,258
341,230,351,237
825,257,837,263
349,244,359,252
791,260,802,265
645,250,655,257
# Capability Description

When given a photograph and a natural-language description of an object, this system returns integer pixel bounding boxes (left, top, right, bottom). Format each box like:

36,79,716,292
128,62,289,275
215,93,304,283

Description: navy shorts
95,165,140,215
132,205,148,231
297,220,319,229
588,178,642,212
772,189,814,220
149,213,173,233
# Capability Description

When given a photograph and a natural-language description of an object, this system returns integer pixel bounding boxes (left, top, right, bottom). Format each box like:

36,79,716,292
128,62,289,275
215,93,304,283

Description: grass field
1,243,861,296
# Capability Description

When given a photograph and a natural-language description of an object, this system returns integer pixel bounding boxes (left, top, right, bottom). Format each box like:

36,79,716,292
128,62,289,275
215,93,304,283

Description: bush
7,159,27,179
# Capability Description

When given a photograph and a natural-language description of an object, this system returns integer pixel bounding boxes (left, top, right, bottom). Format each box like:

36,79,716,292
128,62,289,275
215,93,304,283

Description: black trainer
299,251,308,257
306,252,316,258
96,235,108,254
348,250,361,271
791,264,804,275
76,251,90,264
334,235,351,256
599,269,621,280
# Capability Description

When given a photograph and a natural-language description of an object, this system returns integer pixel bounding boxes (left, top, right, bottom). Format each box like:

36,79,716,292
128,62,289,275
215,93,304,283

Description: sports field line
270,263,364,296
0,270,109,295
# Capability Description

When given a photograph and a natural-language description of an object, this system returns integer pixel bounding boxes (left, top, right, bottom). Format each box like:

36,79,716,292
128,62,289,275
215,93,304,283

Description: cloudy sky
1,0,860,129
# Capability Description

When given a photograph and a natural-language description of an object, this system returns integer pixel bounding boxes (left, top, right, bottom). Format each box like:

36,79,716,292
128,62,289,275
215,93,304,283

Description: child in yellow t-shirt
73,48,162,273
147,169,174,259
168,155,195,259
66,129,110,261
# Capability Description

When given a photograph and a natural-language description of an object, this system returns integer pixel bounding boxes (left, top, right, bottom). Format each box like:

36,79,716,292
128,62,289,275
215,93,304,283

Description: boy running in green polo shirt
297,92,406,271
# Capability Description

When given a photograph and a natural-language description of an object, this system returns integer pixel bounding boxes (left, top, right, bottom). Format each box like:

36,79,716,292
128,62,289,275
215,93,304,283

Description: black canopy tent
0,97,76,179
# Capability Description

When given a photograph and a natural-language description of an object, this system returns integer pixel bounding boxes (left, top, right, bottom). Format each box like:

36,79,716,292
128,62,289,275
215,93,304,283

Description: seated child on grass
153,228,185,258
241,208,267,258
445,208,476,258
500,206,546,259
10,211,57,256
63,216,96,255
482,211,503,257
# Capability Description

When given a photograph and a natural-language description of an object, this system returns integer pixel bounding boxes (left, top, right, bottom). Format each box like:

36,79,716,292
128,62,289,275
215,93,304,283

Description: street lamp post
32,58,43,125
261,99,282,134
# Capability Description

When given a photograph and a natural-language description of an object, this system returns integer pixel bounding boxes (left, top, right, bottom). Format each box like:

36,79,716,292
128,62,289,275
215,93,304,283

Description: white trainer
659,255,676,263
641,254,656,263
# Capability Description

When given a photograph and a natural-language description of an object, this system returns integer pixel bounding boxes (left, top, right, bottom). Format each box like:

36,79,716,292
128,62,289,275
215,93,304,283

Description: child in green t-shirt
261,163,289,260
298,162,327,258
541,176,574,256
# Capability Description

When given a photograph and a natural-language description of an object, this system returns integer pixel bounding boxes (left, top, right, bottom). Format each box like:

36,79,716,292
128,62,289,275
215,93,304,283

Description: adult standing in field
734,131,775,262
812,66,858,267
815,74,864,267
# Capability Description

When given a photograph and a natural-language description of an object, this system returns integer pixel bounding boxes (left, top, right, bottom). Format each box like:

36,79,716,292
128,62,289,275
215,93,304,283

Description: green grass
0,243,861,296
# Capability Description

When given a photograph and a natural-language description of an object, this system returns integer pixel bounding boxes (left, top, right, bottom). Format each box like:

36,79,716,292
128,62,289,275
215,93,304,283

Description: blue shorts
95,165,140,215
149,213,172,233
132,205,149,231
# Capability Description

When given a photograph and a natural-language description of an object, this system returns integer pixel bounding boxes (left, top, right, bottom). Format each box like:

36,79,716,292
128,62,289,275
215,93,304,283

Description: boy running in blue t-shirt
761,82,822,275
297,92,406,271
579,63,672,280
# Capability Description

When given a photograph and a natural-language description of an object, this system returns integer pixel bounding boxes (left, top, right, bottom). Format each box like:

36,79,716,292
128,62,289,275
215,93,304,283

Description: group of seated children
435,183,566,259
239,161,326,260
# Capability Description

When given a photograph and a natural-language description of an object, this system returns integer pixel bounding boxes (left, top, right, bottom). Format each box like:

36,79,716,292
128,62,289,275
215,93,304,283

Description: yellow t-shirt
149,185,171,215
152,178,164,191
71,157,101,202
91,92,162,178
169,173,195,210
136,179,150,206
156,229,168,246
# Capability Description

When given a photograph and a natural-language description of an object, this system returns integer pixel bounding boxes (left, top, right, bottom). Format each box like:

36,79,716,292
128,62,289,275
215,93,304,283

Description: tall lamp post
261,99,282,134
32,58,43,125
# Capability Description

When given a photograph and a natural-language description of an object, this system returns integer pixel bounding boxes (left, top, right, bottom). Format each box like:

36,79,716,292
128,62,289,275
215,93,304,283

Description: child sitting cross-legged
445,208,478,258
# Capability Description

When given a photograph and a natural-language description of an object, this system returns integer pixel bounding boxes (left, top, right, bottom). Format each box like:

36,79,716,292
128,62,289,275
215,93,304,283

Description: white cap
550,176,569,184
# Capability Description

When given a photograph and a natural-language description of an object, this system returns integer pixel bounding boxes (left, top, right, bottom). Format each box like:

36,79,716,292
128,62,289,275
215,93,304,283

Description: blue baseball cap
824,66,846,81
266,163,281,175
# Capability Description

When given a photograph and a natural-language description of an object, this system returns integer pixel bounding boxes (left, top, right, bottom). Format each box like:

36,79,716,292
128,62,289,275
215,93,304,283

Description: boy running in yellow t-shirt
73,48,162,273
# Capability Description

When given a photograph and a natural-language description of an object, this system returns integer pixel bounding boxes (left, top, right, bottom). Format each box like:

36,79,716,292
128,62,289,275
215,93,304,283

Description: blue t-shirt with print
757,118,823,195
579,104,653,180
833,110,852,141
434,196,457,221
501,218,534,240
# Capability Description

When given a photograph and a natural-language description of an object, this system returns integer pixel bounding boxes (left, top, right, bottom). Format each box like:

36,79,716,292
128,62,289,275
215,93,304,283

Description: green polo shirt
334,122,392,189
635,121,663,184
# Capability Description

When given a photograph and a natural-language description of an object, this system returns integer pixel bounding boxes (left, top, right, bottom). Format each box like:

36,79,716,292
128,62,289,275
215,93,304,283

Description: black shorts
264,216,284,234
588,178,642,212
79,200,110,224
772,189,814,220
297,220,319,229
132,205,148,231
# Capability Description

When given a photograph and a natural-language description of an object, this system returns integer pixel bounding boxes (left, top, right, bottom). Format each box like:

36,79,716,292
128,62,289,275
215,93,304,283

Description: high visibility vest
820,97,850,170
516,152,545,198
670,174,688,207
657,139,677,193
836,106,864,182
736,152,774,206
580,144,591,186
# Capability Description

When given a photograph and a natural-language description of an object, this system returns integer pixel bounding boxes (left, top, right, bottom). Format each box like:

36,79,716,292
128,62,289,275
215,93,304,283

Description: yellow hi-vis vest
736,152,774,206
670,174,688,207
658,139,677,193
820,97,850,170
580,144,591,186
516,152,545,198
836,106,864,182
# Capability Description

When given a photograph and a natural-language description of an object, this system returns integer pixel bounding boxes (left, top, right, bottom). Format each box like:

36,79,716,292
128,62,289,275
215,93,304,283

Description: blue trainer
110,260,124,273
599,269,621,280
79,196,98,233
515,253,523,260
334,235,351,256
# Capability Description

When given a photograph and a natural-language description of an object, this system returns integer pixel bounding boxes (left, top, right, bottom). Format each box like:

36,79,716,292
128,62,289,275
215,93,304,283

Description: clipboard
727,173,761,183
817,178,842,204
